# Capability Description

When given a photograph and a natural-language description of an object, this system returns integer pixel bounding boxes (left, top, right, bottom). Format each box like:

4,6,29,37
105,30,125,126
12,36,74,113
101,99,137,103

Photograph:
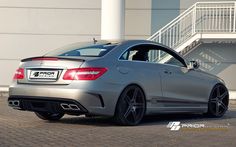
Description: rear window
45,43,117,57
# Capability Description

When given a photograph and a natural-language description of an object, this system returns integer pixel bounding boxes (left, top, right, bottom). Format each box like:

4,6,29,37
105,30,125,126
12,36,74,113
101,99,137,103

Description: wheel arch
208,81,228,101
114,83,147,116
206,82,229,117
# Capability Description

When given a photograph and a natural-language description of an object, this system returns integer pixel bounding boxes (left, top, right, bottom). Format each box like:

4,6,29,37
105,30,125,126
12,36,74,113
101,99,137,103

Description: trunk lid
18,56,85,85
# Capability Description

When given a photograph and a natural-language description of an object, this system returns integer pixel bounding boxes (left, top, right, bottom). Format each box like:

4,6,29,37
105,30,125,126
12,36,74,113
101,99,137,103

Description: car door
118,44,163,108
154,46,209,111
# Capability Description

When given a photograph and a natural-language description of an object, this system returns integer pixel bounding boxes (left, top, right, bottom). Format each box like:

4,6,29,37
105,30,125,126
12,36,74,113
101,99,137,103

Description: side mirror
188,61,200,70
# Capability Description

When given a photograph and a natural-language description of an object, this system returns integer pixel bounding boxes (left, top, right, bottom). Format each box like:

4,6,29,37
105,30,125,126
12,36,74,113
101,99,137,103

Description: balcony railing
148,1,236,62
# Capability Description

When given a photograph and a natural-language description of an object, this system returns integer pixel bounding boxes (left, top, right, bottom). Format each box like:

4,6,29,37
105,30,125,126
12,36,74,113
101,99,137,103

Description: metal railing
148,1,236,62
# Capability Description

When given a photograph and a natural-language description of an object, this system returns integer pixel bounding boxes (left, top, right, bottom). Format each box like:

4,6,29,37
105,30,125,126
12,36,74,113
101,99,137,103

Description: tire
207,84,229,117
35,112,64,121
114,85,146,126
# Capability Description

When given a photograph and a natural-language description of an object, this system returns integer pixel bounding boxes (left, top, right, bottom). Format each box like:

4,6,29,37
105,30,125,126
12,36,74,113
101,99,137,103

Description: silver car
8,40,229,125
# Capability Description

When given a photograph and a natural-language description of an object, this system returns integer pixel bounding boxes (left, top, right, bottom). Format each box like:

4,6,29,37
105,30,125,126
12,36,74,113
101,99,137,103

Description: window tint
120,44,186,67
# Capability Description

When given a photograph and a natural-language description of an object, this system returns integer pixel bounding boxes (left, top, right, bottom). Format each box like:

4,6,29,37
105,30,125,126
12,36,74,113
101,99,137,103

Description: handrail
147,5,194,40
148,4,196,40
148,1,236,62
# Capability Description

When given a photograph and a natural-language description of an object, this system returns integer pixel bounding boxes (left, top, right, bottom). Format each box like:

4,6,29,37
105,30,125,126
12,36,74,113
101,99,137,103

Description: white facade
0,0,152,86
1,0,236,96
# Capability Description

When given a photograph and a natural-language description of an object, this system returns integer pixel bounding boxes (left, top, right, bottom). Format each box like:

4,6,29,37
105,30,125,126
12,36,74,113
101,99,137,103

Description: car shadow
52,110,236,127
141,110,235,126
55,115,115,126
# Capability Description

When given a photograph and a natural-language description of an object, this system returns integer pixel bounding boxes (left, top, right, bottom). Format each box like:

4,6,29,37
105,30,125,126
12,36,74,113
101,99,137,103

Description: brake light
13,68,24,80
63,67,107,80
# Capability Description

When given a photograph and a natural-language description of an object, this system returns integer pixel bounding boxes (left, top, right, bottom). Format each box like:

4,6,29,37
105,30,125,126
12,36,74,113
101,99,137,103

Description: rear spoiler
21,56,85,62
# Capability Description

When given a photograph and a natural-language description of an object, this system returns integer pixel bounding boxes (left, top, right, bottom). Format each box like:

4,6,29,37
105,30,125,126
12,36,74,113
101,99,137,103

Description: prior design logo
167,121,181,131
167,121,207,131
33,72,39,77
31,71,57,78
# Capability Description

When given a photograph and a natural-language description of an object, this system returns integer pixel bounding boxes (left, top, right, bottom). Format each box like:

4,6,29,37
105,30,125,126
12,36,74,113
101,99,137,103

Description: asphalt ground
0,95,236,147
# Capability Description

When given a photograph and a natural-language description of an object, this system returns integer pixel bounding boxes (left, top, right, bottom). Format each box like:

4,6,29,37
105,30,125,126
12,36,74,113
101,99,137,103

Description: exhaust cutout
60,103,80,111
8,100,21,109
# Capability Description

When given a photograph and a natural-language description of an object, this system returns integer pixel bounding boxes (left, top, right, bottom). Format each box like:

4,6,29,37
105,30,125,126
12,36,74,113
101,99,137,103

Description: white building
0,0,236,98
0,0,152,86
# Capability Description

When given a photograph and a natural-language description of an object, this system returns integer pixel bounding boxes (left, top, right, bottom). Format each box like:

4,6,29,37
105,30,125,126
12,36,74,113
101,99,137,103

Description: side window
120,45,149,61
120,50,139,61
153,49,185,67
119,44,186,67
165,56,185,67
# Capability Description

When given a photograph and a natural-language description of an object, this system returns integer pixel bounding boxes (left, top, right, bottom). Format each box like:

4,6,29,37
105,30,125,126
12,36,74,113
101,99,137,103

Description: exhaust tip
60,103,80,111
69,104,80,110
8,100,21,109
8,101,13,106
60,103,70,110
13,101,20,107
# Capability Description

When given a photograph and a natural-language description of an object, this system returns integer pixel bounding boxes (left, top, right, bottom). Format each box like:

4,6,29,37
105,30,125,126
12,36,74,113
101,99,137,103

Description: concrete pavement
0,95,236,147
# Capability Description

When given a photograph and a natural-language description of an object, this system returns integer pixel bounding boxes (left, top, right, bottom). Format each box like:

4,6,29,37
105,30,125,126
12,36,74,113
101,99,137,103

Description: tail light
63,67,107,80
13,68,24,80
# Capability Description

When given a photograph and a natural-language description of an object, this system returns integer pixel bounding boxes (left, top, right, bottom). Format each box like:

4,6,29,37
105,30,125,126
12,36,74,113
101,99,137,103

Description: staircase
148,1,236,62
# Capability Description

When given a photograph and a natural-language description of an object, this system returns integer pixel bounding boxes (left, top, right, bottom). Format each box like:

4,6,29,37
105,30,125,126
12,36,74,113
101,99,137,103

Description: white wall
184,43,236,91
0,0,152,85
126,0,152,38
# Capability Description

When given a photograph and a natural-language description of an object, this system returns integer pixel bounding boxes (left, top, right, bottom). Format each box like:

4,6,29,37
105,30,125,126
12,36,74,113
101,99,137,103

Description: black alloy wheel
115,85,146,126
207,84,229,117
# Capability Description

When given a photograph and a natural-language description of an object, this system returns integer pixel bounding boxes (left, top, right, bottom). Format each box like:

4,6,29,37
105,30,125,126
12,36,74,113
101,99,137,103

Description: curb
230,99,236,105
0,92,9,98
0,87,8,97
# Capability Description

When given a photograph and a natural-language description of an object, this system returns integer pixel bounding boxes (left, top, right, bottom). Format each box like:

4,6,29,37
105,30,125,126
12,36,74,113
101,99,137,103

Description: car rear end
8,41,121,116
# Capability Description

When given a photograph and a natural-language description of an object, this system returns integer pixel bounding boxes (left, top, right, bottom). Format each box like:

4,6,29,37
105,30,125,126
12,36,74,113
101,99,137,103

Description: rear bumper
8,82,123,116
8,96,88,115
